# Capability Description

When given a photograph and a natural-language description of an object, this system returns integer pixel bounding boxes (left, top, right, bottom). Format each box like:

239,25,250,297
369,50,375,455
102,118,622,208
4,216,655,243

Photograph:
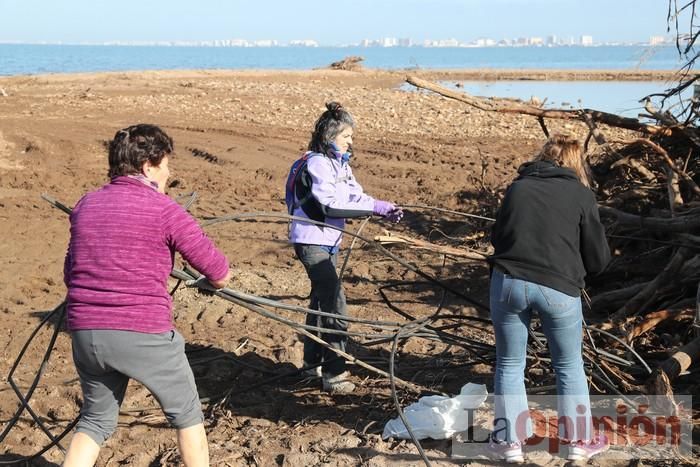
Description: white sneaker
488,437,524,464
567,434,610,461
322,371,356,394
301,363,322,378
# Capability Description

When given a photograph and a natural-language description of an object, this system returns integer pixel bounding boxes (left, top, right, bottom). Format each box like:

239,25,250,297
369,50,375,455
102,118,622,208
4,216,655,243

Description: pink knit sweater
64,176,229,333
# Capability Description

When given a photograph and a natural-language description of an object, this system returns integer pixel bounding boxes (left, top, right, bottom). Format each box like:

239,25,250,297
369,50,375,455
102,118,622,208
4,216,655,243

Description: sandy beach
0,68,673,466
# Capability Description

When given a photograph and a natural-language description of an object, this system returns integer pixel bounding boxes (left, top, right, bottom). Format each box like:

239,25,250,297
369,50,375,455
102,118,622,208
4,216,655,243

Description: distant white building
475,38,497,47
253,39,278,47
229,39,250,47
649,35,667,46
438,38,460,47
380,37,399,47
547,35,558,46
361,38,386,47
289,39,319,47
581,35,593,46
398,38,412,47
530,37,544,46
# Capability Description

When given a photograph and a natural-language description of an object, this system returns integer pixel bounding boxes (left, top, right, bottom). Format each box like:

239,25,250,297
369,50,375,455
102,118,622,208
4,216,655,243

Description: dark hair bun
326,102,343,112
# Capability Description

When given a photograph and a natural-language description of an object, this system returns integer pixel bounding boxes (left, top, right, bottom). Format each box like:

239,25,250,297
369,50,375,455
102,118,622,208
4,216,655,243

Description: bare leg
177,423,209,467
62,432,100,467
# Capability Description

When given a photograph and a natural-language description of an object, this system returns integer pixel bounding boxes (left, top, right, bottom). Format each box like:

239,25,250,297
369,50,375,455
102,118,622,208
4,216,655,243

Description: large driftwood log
678,253,700,283
591,282,647,314
646,336,700,396
405,76,674,136
375,232,488,261
599,206,700,233
643,98,700,148
610,138,700,198
329,56,364,71
582,112,607,146
666,165,684,212
626,299,694,342
644,319,700,414
678,233,700,249
610,247,693,322
610,156,656,181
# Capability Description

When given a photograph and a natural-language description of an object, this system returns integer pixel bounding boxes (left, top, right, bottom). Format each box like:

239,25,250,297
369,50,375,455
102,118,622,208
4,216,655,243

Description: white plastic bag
382,382,487,440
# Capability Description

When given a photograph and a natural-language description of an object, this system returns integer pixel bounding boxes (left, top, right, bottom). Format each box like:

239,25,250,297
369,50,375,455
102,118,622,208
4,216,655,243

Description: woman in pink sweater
63,124,231,467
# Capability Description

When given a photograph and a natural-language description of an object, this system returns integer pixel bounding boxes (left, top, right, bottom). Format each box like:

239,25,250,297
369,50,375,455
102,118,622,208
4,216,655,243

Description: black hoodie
489,160,611,297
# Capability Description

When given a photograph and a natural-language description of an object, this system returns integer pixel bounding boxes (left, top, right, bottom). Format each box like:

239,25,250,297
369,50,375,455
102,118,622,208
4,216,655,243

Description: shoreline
0,67,682,83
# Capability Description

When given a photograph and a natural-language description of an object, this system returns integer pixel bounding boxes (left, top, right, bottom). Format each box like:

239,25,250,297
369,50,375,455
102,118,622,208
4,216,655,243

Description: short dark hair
308,102,355,154
108,124,173,178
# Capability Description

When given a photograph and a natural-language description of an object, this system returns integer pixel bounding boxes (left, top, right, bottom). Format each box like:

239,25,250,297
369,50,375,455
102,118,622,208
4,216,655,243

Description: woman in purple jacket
63,124,231,467
289,102,402,394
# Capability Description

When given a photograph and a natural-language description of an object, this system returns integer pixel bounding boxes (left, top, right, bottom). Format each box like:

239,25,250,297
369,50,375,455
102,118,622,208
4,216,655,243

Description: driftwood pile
328,55,364,71
407,77,699,411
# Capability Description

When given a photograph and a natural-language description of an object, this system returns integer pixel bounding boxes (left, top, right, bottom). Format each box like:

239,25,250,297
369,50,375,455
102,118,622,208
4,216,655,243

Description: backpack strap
290,152,319,215
292,152,329,223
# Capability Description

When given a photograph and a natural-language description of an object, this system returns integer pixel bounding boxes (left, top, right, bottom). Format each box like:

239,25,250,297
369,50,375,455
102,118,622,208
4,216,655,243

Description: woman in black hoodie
487,134,611,463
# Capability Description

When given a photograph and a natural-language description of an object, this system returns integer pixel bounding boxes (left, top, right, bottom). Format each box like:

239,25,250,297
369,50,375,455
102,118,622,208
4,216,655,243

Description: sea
0,44,690,115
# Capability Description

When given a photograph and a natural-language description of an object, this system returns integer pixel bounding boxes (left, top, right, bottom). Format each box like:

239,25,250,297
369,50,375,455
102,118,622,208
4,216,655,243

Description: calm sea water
0,44,687,115
0,44,684,76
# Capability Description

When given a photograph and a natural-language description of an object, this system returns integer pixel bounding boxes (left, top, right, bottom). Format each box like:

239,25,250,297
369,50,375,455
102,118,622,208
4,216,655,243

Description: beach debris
328,56,364,71
382,383,487,440
21,142,39,154
406,75,676,137
406,74,700,411
375,231,488,260
187,147,220,164
0,87,7,97
528,95,542,106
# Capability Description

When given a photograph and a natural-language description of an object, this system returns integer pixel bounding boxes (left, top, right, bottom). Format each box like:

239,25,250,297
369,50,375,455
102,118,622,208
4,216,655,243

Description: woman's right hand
209,269,233,289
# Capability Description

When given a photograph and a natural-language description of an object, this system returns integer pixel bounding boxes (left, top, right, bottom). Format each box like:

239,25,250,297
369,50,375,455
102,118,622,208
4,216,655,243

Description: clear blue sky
0,0,671,44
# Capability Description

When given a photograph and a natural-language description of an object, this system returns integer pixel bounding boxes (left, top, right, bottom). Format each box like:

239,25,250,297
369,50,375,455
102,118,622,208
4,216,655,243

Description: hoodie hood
517,160,579,181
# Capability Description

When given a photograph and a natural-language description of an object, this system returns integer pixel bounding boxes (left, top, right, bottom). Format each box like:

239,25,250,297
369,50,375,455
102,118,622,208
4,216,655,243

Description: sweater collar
112,175,160,191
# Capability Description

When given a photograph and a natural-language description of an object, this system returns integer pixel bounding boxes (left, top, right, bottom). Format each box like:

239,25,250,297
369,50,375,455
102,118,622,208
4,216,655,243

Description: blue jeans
490,269,592,443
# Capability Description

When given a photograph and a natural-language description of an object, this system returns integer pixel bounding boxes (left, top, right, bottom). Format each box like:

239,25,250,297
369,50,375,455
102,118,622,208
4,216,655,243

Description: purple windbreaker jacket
289,151,375,247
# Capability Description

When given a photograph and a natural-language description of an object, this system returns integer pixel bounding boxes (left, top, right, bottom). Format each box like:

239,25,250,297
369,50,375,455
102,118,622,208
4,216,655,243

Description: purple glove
373,200,396,217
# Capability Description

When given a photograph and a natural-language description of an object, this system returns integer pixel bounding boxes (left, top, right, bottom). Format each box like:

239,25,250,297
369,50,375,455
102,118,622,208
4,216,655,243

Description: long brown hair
534,133,591,187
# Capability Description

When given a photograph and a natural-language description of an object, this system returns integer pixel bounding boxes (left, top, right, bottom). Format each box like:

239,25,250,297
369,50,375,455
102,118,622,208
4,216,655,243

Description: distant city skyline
1,34,671,48
0,0,671,45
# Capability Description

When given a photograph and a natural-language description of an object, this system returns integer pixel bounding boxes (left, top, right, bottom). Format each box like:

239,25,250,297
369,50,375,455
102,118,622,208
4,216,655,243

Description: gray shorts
71,329,203,445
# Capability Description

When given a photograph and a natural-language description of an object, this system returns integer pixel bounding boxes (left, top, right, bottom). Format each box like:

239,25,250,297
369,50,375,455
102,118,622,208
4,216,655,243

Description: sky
0,0,672,45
